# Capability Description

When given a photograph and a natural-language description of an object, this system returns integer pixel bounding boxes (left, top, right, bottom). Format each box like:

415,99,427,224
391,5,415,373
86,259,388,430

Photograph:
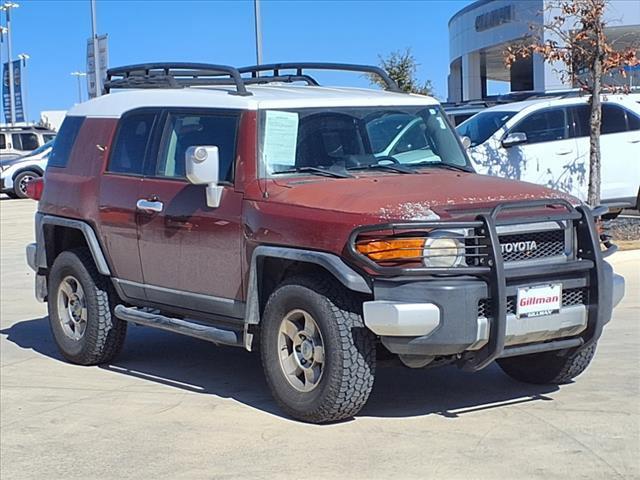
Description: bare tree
505,0,639,206
370,48,434,96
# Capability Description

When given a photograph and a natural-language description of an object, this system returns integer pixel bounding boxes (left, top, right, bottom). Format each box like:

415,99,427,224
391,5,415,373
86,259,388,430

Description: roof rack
238,63,403,93
104,63,252,96
103,62,403,95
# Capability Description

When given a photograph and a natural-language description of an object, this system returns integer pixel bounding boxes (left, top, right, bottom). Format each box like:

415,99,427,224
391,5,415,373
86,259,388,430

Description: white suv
0,125,56,160
457,96,640,210
1,139,53,198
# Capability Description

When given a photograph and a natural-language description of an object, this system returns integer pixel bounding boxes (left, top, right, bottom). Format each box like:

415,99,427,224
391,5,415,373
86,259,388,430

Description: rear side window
512,108,568,144
108,113,156,175
570,103,640,137
155,112,238,182
601,104,627,134
0,134,5,149
48,117,85,168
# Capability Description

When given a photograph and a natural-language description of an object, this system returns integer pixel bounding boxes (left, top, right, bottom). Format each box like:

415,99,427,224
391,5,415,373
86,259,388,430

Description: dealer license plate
516,284,562,318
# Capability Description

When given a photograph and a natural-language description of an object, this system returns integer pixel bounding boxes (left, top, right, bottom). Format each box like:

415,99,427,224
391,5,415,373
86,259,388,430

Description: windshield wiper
273,166,352,178
347,163,416,174
408,162,474,173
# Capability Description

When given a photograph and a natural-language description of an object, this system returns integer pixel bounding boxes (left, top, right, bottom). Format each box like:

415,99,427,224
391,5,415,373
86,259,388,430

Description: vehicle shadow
1,316,559,422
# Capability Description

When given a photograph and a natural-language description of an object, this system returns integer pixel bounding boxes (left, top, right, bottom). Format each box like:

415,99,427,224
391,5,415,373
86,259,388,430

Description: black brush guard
347,199,615,371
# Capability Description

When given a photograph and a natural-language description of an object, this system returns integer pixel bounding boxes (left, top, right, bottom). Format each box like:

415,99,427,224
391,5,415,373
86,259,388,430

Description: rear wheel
497,344,596,385
13,170,39,199
260,275,376,423
48,249,127,365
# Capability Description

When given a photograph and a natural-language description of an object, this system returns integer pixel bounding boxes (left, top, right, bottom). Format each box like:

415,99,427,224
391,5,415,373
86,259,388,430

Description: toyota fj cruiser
25,63,625,423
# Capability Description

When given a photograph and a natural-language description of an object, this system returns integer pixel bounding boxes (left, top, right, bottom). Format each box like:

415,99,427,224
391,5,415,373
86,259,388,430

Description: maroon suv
25,63,625,423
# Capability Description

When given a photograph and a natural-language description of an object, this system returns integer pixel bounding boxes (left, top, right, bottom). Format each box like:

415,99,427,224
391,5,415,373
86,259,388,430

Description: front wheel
497,344,597,385
260,276,376,423
13,170,39,199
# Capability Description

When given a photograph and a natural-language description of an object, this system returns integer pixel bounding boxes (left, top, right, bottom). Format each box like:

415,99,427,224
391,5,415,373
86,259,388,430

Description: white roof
68,85,440,118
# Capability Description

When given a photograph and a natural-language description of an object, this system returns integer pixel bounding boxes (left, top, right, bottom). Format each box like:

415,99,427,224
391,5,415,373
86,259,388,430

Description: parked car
457,96,640,211
0,125,56,159
1,140,54,198
444,102,490,126
25,62,625,424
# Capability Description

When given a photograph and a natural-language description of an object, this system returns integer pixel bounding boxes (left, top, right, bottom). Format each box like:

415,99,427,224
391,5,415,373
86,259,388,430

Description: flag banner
86,34,109,99
2,60,25,123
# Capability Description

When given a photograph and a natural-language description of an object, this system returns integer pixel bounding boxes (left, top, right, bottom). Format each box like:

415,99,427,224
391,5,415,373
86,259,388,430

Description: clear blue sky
2,0,471,123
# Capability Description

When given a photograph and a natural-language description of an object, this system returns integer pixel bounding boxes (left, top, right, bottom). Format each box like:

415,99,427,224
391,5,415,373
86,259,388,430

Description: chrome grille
478,287,587,318
498,229,565,263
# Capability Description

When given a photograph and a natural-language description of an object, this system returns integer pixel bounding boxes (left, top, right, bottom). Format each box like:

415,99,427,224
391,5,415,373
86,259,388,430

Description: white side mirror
502,132,527,148
185,145,223,208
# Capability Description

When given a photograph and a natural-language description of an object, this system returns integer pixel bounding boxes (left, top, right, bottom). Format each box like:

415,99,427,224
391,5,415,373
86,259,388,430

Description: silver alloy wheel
56,275,88,341
17,174,35,196
277,309,325,392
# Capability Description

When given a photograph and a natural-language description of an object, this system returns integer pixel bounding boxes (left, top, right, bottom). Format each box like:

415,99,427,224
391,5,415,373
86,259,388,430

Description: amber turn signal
356,238,425,261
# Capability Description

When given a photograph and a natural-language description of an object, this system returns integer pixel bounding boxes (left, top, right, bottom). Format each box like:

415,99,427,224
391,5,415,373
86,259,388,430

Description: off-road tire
260,275,376,423
13,170,39,199
497,344,596,385
48,248,127,365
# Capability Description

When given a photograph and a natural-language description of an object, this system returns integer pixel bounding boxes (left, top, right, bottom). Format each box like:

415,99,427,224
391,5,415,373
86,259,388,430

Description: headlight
423,232,465,268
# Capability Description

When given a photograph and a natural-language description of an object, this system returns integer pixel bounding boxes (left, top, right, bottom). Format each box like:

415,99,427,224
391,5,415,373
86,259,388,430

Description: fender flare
13,165,45,181
35,213,111,275
242,245,371,350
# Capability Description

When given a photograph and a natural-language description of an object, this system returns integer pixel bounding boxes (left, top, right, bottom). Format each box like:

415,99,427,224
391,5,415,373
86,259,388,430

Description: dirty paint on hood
267,171,577,221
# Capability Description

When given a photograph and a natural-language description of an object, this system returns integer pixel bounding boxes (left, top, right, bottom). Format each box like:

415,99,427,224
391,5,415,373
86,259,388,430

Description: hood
266,171,577,220
1,150,49,168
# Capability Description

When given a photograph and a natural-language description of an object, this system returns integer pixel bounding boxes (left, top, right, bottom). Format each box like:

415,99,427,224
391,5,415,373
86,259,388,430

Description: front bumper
356,201,625,371
364,266,624,358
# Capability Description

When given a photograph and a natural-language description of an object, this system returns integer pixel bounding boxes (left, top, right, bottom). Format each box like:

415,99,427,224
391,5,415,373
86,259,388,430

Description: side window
512,108,568,144
0,134,5,149
155,113,239,182
627,110,640,131
569,105,590,138
22,133,40,150
11,134,22,150
601,104,627,134
43,134,56,143
48,116,85,168
108,113,156,175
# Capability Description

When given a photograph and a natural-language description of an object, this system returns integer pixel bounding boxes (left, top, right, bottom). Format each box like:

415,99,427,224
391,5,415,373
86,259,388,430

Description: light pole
1,2,20,125
17,52,28,123
253,0,262,67
70,71,87,103
89,0,101,97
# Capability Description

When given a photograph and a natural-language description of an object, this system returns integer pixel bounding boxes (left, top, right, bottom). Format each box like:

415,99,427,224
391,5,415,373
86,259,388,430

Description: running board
114,305,242,347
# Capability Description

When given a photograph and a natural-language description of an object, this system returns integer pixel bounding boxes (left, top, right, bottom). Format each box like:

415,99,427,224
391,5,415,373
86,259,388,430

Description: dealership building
448,0,640,102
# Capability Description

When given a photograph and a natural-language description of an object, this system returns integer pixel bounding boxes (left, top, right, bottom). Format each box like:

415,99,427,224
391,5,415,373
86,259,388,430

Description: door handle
628,139,640,144
136,199,164,213
556,150,573,155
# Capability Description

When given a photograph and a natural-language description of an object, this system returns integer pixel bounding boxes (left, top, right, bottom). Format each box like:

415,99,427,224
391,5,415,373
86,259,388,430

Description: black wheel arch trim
35,213,111,276
243,246,372,350
13,166,44,181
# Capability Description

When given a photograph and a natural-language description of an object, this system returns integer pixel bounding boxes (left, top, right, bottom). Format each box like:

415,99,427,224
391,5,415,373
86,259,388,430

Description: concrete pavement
1,198,639,480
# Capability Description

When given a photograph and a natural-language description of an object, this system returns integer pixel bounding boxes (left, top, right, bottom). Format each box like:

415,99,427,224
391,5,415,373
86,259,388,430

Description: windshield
456,110,516,147
260,106,469,176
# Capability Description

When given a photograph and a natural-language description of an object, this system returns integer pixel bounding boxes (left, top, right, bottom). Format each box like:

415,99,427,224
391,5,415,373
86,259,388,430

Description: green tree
370,48,434,96
505,0,639,206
